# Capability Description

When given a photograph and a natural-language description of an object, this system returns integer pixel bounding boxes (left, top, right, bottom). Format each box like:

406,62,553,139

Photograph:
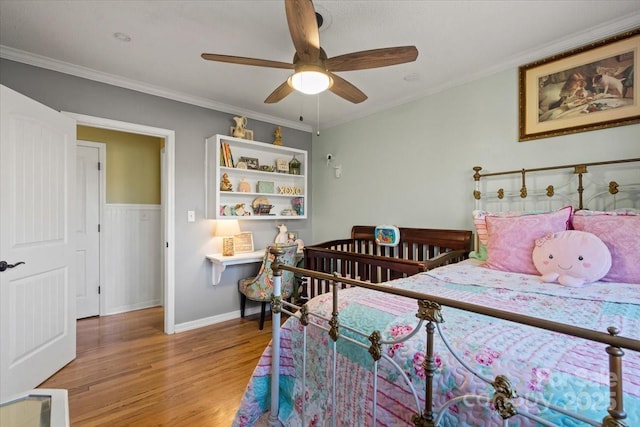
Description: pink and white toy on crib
532,230,611,287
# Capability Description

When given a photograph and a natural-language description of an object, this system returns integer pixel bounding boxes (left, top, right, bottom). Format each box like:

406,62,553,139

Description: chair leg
240,294,247,318
259,301,266,330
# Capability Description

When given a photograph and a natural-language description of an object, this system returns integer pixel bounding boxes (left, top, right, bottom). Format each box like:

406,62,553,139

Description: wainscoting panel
104,204,162,314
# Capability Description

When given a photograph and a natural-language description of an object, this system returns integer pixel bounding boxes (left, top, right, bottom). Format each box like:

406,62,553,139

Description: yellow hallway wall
78,126,162,204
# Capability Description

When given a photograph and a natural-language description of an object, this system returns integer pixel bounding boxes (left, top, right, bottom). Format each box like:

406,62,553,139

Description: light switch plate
187,210,195,222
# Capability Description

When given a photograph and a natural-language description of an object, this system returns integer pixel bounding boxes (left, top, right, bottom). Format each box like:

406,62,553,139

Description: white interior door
0,85,76,400
76,143,101,318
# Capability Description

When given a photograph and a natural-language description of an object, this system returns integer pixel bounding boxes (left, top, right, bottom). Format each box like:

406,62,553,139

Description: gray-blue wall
0,58,312,326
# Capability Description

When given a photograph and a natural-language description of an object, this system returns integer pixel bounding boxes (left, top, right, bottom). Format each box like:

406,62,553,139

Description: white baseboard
105,300,161,316
174,305,268,333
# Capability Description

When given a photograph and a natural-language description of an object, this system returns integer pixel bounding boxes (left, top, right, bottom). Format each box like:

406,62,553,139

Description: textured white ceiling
1,1,639,131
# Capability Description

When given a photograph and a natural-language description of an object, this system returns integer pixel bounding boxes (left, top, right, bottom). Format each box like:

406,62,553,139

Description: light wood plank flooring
40,307,274,426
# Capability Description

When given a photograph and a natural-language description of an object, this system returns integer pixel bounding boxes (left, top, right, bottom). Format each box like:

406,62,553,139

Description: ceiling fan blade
326,46,418,72
265,81,295,103
329,73,367,104
285,0,320,63
201,53,294,70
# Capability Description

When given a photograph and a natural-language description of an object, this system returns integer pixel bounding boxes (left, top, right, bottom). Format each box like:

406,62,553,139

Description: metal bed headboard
471,157,640,251
473,157,640,210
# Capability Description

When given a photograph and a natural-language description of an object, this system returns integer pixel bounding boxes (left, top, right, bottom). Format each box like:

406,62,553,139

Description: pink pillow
484,206,573,275
472,208,569,247
472,208,564,261
572,210,640,284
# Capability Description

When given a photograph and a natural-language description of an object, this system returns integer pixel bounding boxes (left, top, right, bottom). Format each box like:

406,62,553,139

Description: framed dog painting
519,28,639,141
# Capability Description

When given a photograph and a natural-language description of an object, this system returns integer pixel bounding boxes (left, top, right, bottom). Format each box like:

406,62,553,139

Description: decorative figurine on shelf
273,126,282,145
220,173,233,191
238,178,250,192
234,203,248,216
275,223,289,245
232,116,247,138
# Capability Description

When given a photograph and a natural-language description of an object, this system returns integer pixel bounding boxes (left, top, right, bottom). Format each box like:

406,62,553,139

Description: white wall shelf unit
205,134,307,220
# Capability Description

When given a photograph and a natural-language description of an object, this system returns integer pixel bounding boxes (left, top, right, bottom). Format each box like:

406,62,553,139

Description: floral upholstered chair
238,244,298,330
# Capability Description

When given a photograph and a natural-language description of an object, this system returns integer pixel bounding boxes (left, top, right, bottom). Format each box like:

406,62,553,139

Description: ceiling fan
201,0,418,104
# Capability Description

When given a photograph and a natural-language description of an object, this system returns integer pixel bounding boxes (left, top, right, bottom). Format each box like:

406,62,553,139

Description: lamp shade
214,220,241,237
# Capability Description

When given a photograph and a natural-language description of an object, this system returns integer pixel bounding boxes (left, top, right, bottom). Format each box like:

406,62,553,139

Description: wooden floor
40,307,275,426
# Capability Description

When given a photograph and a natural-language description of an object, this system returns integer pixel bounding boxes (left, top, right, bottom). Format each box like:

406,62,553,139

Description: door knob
0,261,25,272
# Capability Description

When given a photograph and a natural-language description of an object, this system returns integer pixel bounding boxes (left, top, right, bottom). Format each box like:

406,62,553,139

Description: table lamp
214,220,241,256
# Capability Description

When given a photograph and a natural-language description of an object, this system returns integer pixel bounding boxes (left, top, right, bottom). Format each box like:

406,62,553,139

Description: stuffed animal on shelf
275,224,289,245
532,230,611,287
234,203,247,216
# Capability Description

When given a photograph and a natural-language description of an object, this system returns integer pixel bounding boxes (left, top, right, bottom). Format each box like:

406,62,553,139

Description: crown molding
0,45,313,133
2,12,637,132
322,13,640,129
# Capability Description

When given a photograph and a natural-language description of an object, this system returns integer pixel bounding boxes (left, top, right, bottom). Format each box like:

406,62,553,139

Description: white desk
206,250,265,286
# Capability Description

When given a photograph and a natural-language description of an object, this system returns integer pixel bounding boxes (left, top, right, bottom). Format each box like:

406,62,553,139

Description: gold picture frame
518,28,639,141
233,232,254,253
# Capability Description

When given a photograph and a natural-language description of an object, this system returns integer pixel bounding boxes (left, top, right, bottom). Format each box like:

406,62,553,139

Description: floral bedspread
233,260,640,426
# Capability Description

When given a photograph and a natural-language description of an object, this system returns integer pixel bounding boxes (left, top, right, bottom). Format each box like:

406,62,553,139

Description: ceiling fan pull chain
316,95,320,136
299,96,304,122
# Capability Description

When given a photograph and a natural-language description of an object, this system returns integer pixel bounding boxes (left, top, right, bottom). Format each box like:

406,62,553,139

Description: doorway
65,112,176,334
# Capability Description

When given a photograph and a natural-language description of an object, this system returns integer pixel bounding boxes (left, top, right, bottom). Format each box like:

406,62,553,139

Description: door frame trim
65,112,176,334
76,140,105,317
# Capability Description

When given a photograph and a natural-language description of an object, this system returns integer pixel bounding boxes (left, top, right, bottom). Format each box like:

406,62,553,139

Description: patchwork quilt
233,260,640,426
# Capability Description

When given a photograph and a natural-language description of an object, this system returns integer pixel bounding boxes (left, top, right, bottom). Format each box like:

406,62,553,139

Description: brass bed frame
263,157,640,427
473,158,640,211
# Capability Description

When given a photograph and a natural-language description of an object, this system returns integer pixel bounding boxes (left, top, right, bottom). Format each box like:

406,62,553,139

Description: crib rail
350,226,473,261
303,227,472,298
269,252,638,427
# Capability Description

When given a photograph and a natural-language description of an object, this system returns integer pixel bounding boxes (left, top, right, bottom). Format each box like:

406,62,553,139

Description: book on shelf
228,143,234,167
220,142,234,167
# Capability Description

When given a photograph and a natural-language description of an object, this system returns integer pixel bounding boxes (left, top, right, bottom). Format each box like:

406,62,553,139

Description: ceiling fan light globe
288,70,332,95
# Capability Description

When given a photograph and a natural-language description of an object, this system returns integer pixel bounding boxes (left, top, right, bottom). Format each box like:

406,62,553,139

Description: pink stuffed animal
532,230,611,287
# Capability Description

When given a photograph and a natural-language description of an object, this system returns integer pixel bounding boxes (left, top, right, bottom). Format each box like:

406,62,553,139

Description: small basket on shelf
252,196,273,215
253,204,274,215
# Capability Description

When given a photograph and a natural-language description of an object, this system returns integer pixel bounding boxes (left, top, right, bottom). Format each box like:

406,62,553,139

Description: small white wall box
374,225,400,247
